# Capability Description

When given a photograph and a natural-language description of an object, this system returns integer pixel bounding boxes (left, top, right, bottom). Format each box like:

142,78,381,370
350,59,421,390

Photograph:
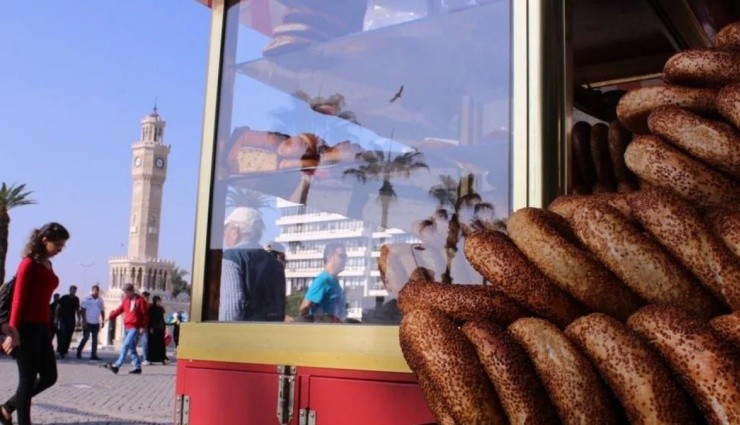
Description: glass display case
209,0,516,324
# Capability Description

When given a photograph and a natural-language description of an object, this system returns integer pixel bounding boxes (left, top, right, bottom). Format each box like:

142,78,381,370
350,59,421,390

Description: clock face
134,157,142,167
155,157,164,168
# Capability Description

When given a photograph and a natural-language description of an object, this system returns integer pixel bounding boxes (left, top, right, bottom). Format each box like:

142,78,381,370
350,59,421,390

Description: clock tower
108,107,177,295
106,107,188,345
129,107,170,259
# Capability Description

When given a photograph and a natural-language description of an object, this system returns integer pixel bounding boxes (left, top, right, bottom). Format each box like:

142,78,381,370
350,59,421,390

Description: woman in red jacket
1,222,69,425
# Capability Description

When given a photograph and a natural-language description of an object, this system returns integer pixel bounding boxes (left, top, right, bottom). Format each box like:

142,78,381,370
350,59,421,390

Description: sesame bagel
415,374,457,425
704,206,740,258
664,49,740,88
709,311,740,350
717,83,740,130
397,281,527,325
508,317,620,425
399,309,507,425
565,313,698,425
608,121,638,192
590,123,616,193
624,135,740,208
630,188,740,311
717,21,740,51
616,85,717,134
507,208,643,321
464,230,587,327
647,106,740,179
548,192,637,222
627,305,740,425
571,202,723,318
572,121,596,192
462,320,560,425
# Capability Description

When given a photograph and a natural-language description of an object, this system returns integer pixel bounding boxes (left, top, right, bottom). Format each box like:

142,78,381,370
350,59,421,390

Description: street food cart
176,1,739,424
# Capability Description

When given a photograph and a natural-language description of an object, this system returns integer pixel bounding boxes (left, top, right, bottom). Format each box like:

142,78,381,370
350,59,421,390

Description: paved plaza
0,346,176,425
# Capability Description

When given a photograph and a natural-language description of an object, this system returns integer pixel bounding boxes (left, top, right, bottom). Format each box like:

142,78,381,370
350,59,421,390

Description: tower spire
153,96,158,114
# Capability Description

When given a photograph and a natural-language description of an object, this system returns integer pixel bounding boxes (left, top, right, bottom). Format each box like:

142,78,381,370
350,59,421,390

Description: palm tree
343,149,428,230
0,183,36,284
170,266,190,298
423,174,498,284
226,187,272,210
428,175,458,209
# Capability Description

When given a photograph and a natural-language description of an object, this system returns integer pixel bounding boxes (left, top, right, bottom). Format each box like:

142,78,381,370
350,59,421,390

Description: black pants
147,327,167,363
4,324,58,425
56,319,74,355
76,323,100,358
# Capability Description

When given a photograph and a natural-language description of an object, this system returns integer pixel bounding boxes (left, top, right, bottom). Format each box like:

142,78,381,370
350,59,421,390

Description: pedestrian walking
55,285,81,358
219,207,286,321
1,222,69,425
146,296,168,364
0,323,19,355
138,291,150,364
171,311,183,348
105,284,147,375
48,293,60,343
299,242,348,322
76,284,105,360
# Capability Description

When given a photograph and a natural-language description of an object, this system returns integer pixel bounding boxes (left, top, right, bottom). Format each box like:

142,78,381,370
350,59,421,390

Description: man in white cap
219,207,286,321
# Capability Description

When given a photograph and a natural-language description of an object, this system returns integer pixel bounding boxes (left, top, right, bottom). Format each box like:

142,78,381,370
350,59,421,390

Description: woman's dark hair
22,222,70,261
152,295,162,304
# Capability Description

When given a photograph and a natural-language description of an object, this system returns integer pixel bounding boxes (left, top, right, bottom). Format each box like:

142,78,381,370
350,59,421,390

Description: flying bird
389,85,404,103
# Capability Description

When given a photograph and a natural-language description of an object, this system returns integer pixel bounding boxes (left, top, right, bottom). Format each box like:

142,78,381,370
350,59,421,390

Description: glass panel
206,0,512,324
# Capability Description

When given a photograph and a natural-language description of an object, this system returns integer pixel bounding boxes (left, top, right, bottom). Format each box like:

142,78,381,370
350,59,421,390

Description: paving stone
0,348,175,425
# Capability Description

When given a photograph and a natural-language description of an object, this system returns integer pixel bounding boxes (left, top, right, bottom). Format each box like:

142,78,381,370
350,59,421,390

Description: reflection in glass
207,0,512,324
343,149,429,230
422,174,499,284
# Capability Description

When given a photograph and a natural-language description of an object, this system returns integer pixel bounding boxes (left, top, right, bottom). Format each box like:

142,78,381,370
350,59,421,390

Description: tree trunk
0,212,9,285
379,196,390,230
378,178,394,230
441,213,460,284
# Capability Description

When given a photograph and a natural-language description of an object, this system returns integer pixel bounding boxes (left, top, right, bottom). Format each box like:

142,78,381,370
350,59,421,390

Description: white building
274,198,418,321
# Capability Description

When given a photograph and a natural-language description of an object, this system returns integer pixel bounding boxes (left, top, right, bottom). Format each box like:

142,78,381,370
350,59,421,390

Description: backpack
0,276,16,324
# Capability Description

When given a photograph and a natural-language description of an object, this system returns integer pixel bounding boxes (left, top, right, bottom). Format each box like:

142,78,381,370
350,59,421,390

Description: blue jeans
138,330,149,361
113,329,141,369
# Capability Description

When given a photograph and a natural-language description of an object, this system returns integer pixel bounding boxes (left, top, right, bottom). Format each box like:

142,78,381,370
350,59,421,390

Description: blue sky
0,2,211,295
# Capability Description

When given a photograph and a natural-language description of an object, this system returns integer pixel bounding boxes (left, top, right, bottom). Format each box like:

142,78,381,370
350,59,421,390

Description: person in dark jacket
145,296,167,364
1,222,70,425
55,285,81,358
219,207,286,322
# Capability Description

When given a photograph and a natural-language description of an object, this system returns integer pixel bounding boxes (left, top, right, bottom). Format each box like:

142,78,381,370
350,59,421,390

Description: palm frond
226,187,271,209
428,175,458,208
0,182,36,210
342,168,368,183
